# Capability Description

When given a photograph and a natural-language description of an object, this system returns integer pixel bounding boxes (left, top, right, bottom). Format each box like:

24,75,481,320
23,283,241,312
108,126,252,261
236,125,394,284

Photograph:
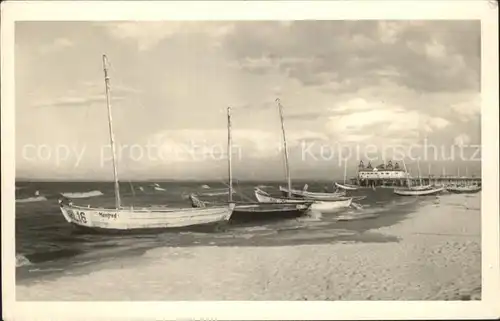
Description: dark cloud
225,21,480,93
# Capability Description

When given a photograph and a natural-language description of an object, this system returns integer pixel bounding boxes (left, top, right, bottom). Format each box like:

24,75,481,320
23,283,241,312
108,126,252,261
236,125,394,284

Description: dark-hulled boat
189,194,312,223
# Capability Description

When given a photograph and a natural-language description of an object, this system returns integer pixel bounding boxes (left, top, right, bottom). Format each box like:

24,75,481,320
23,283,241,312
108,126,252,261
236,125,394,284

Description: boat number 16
68,210,87,224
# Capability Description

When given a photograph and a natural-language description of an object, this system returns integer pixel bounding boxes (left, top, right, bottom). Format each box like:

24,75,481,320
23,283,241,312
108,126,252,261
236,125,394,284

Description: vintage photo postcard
2,1,499,320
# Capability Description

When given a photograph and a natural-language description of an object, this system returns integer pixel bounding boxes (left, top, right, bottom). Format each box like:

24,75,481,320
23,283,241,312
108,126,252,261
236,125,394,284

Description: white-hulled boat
409,184,433,191
59,201,235,230
279,185,346,200
254,188,352,214
393,186,445,196
335,182,358,191
58,55,234,232
446,185,481,194
394,159,444,196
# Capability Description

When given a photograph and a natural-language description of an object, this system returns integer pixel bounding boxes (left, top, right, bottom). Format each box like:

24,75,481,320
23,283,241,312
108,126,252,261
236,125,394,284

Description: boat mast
343,160,347,184
102,54,121,209
402,159,411,188
276,98,292,197
417,159,422,186
227,106,233,203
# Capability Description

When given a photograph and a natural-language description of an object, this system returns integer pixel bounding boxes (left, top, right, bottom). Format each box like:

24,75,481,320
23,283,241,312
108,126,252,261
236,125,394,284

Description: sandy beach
16,193,481,301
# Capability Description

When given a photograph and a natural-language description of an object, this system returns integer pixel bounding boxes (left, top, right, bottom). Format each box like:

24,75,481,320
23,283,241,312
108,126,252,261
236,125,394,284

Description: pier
349,176,482,188
350,160,481,188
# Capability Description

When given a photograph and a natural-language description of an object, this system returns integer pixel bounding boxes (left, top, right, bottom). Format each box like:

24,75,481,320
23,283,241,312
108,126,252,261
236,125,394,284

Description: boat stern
224,202,237,221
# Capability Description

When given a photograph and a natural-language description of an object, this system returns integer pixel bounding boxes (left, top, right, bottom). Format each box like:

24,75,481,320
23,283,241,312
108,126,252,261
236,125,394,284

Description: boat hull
279,186,346,199
231,204,309,223
335,182,358,191
189,194,310,222
59,200,234,231
409,185,433,191
446,187,481,194
393,187,445,196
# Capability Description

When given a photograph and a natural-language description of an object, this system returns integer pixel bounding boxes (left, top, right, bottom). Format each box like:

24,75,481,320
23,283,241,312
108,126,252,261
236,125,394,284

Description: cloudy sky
15,21,481,181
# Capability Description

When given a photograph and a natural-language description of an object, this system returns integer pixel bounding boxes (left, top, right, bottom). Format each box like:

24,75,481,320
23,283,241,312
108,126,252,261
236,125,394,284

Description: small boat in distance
335,182,358,191
393,186,445,196
446,184,481,194
58,55,235,232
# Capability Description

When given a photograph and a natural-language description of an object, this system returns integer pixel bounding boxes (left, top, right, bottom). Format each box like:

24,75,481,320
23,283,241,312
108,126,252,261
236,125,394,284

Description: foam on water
303,209,323,221
16,196,47,203
16,254,32,267
60,190,104,198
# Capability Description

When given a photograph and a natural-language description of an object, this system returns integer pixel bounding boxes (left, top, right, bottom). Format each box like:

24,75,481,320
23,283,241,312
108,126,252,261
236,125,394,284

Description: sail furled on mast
102,54,121,209
276,98,292,197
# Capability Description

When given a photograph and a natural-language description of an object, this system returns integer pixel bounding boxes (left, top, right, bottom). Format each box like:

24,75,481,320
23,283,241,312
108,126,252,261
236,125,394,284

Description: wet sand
16,193,481,301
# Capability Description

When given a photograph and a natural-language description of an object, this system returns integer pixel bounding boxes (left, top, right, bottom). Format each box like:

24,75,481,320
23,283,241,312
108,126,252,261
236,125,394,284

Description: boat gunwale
60,202,234,213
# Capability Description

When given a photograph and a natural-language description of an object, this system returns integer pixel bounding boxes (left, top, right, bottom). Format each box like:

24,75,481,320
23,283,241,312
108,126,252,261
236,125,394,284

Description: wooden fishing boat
446,185,481,194
59,200,235,230
189,194,311,222
409,184,434,191
255,188,352,214
279,186,346,200
58,55,235,232
334,182,358,191
394,159,444,196
393,186,445,196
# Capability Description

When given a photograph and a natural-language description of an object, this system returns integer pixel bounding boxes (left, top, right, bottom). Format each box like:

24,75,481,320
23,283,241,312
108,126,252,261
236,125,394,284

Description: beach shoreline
16,193,481,301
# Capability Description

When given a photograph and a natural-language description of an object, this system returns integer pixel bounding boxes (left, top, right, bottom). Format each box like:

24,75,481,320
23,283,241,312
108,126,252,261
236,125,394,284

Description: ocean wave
303,210,323,221
60,190,104,198
199,189,234,196
154,187,166,192
16,254,32,267
16,196,47,203
200,184,210,189
335,213,379,221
